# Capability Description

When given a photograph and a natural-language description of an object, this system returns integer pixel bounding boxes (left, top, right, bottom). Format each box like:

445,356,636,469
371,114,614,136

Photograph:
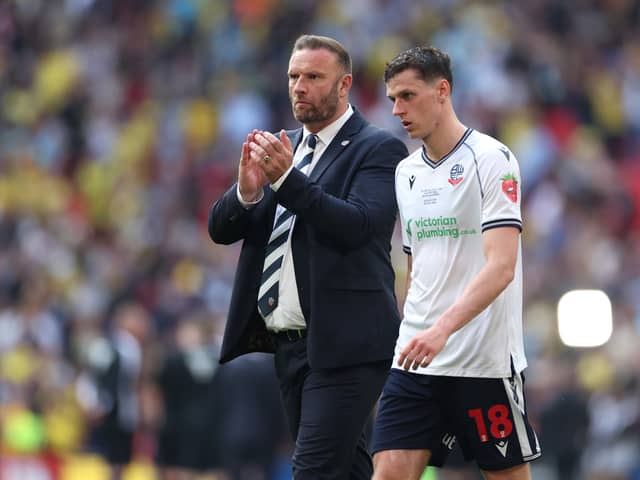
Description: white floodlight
557,289,612,347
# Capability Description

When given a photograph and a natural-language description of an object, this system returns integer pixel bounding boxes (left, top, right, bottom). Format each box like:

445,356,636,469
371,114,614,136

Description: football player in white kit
371,46,541,480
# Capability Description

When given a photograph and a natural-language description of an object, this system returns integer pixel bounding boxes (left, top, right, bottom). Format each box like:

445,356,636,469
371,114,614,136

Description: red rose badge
501,173,518,203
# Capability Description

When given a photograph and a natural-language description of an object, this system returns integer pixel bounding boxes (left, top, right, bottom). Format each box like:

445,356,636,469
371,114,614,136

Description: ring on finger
263,155,271,163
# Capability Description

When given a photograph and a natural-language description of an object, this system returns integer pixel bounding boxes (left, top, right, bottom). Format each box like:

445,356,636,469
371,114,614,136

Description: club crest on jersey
448,164,464,186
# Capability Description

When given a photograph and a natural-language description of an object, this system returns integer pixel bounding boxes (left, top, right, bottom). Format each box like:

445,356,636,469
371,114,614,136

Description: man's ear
437,78,451,102
340,73,353,97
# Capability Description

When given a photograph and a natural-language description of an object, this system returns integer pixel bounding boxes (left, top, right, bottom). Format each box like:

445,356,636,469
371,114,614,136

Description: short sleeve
479,147,523,233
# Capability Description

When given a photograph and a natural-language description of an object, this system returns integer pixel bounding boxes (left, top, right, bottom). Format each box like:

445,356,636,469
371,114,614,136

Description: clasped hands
238,129,294,203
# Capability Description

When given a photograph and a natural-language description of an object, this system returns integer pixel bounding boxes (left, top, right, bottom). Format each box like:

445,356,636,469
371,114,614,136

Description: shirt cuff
236,185,264,209
271,165,295,191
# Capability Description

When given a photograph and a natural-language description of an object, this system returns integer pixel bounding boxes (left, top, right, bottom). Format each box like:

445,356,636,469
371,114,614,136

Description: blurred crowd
0,0,639,479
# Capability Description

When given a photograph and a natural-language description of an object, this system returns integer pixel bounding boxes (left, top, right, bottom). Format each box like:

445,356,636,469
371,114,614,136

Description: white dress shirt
238,105,354,331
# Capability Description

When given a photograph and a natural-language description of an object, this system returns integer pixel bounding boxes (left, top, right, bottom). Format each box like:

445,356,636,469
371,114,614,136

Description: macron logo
495,440,508,458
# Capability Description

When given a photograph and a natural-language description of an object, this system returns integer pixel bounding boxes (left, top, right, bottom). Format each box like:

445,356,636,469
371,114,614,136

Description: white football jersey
394,128,526,378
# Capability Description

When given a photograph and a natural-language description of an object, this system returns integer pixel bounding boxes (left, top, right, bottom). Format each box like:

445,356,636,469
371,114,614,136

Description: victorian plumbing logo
406,216,476,240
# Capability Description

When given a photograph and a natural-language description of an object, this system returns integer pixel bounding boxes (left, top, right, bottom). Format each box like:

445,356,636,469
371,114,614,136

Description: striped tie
257,134,317,318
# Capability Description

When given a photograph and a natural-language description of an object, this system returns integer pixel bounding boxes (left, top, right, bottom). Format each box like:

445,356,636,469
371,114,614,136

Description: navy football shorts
371,367,541,471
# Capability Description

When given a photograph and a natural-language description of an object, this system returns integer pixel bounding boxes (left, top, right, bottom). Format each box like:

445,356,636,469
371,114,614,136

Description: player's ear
437,78,450,102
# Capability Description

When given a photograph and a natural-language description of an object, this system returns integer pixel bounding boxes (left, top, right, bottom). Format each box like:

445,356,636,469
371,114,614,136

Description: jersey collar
421,128,473,169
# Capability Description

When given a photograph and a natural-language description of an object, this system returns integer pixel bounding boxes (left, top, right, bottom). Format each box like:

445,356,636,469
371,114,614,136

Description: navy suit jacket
208,110,409,369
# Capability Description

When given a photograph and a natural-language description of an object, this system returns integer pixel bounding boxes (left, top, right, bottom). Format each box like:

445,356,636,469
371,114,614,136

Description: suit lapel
287,129,304,153
310,110,366,182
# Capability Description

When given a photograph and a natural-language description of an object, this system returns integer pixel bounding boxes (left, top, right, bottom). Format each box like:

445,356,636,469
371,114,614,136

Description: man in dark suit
208,34,408,479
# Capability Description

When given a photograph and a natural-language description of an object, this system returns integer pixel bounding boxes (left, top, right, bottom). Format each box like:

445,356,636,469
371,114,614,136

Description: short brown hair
384,46,453,90
292,34,352,74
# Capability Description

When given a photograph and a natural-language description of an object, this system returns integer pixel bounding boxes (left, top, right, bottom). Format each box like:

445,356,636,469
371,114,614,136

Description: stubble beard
291,81,340,126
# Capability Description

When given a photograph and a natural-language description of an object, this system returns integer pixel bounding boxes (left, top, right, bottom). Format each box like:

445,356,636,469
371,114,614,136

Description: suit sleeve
208,183,258,245
275,134,408,250
396,164,412,255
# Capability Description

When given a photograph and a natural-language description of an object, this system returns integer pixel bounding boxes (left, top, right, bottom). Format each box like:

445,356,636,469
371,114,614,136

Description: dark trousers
274,335,391,480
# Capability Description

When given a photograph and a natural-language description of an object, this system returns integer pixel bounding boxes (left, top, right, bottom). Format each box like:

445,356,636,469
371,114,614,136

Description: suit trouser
274,335,391,480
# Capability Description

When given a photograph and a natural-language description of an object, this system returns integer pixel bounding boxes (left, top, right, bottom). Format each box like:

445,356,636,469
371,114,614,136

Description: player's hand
249,130,294,183
238,130,268,202
397,324,449,371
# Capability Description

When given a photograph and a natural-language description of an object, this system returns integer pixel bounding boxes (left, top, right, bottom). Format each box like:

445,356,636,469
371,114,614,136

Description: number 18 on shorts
371,368,542,471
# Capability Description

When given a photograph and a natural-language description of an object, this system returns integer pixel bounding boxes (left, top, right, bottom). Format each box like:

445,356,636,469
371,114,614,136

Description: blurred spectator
75,301,151,480
0,274,63,357
538,355,590,480
215,353,287,480
154,311,227,480
581,373,640,480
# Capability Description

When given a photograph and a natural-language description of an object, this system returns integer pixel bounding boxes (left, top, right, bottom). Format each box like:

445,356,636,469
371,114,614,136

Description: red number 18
468,405,513,442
